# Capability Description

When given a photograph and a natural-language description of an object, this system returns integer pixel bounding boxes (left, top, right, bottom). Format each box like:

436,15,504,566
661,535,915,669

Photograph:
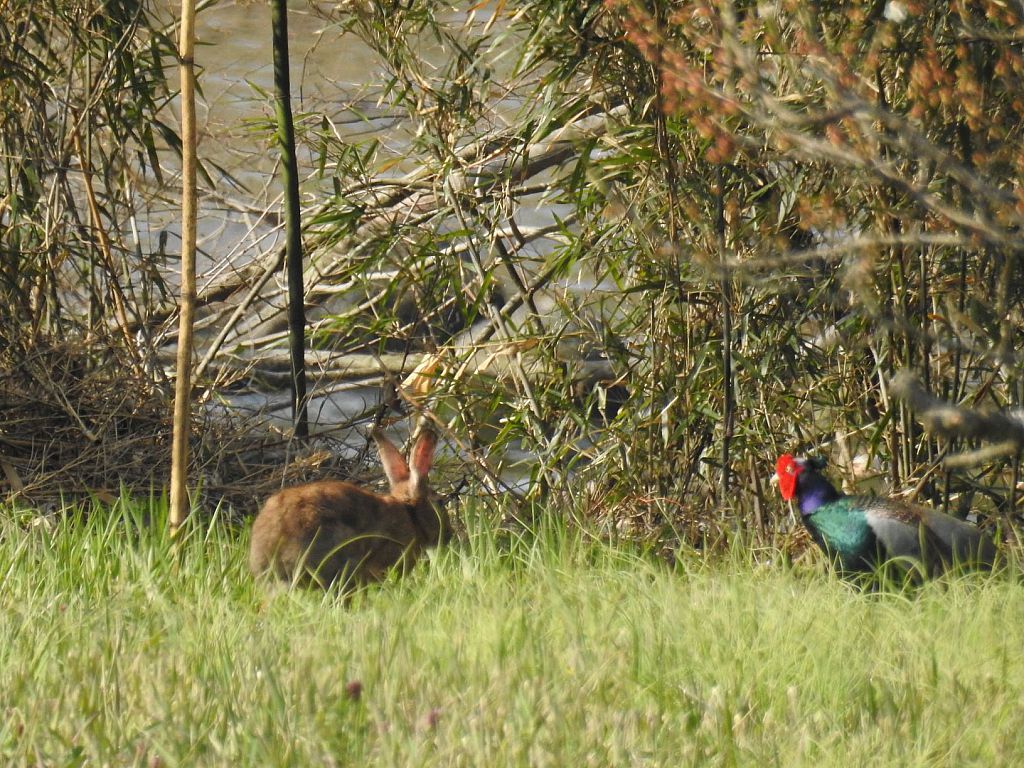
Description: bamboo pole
271,0,308,441
169,0,198,533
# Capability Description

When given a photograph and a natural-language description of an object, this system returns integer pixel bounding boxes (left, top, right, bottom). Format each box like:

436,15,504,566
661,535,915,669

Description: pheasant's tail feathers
921,509,998,568
868,503,996,573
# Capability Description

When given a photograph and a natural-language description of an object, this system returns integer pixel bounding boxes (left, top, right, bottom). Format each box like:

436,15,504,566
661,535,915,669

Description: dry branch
136,106,620,349
890,370,1024,467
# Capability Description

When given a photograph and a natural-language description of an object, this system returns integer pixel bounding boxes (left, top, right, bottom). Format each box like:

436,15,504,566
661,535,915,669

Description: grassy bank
1,500,1022,766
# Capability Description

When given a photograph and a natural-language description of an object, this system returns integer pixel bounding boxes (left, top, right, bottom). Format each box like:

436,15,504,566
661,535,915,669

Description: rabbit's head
373,426,451,546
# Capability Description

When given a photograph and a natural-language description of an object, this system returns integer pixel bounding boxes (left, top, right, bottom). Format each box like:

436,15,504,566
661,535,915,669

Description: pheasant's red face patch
776,454,802,501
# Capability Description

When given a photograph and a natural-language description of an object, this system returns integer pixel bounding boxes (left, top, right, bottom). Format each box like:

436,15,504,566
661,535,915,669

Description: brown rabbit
249,427,450,589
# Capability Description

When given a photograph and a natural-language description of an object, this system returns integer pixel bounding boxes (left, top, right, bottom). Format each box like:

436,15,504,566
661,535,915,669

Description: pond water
150,2,386,450
152,2,596,487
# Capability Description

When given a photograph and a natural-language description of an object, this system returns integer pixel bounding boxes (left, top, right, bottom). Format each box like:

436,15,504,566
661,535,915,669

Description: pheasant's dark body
778,455,996,576
799,497,882,572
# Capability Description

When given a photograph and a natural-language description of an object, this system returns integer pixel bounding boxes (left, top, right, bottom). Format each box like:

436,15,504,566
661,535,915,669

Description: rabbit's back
249,480,422,587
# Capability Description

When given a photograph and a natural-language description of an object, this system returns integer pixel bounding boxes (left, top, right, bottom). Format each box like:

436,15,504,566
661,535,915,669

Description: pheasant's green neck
802,497,877,570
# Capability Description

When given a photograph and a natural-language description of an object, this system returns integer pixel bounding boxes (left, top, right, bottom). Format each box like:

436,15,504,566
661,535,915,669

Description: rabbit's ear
409,428,437,485
372,428,411,488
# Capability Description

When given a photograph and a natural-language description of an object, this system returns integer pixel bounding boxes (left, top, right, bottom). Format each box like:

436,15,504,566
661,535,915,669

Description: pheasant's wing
863,499,955,575
920,509,996,568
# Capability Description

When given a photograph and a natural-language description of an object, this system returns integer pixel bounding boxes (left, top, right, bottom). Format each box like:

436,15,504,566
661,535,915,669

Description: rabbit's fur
249,427,450,589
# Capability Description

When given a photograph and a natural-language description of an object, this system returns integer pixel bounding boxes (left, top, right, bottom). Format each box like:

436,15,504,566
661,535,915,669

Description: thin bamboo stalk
717,167,733,500
169,0,198,533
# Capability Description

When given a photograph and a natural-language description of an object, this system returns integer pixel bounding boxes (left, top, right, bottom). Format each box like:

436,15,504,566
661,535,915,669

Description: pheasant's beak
769,474,779,488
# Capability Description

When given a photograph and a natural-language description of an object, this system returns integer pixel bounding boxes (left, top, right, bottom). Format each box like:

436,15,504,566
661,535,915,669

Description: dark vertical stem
995,250,1017,520
919,249,932,466
885,326,899,489
85,50,99,333
953,249,967,400
896,245,911,475
652,5,680,497
651,3,678,245
271,0,308,441
1011,456,1020,522
649,300,663,494
748,454,764,538
877,65,910,486
944,120,974,513
1014,377,1024,523
717,166,733,500
884,253,899,487
952,121,973,403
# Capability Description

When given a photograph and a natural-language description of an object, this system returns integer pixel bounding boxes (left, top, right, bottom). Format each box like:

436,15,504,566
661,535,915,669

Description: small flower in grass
423,707,442,731
344,680,362,701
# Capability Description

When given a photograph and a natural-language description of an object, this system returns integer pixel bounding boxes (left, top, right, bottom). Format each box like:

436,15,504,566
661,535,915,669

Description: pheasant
776,454,997,577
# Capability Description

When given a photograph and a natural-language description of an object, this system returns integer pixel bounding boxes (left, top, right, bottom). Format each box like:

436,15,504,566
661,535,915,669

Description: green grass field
1,499,1023,767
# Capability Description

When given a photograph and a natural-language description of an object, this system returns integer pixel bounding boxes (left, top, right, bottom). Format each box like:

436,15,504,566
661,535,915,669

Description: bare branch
890,370,1024,467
